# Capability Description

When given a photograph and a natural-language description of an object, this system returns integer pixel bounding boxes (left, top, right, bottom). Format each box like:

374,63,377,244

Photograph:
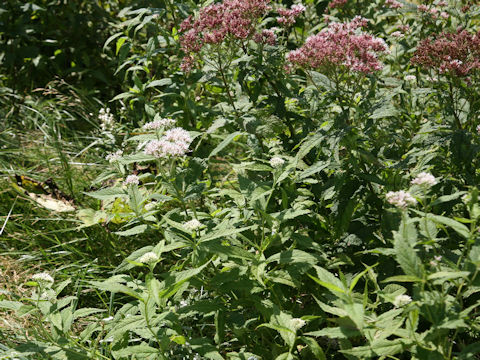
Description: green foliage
2,0,480,359
0,0,126,95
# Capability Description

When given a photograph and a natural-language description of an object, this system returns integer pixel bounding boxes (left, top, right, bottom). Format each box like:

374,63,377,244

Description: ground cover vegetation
1,0,480,359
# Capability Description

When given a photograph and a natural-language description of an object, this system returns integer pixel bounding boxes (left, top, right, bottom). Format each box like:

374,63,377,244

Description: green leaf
104,315,146,344
199,241,255,261
115,224,148,236
111,91,134,101
427,271,470,281
458,342,480,360
158,261,210,299
209,132,243,158
296,161,329,182
295,132,324,160
198,226,252,244
103,32,123,51
266,249,318,265
147,274,163,307
146,78,172,88
113,344,159,357
73,308,105,320
383,275,424,283
260,310,297,349
427,214,470,239
309,266,346,294
116,37,128,55
343,302,364,330
271,208,310,223
341,339,407,358
0,300,22,311
369,104,399,119
275,353,294,360
349,264,378,292
394,215,424,278
300,336,326,360
87,187,125,200
127,185,144,213
90,281,143,300
431,192,466,206
305,327,361,339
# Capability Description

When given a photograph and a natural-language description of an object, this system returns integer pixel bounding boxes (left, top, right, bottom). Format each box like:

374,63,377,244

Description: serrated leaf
427,271,470,281
146,78,172,88
73,308,105,320
159,261,210,299
340,339,407,358
266,249,318,265
90,281,143,300
295,132,324,160
198,226,252,244
431,192,466,206
309,266,346,294
305,327,361,339
199,241,255,261
296,161,329,182
271,208,310,223
427,214,470,239
115,224,148,236
394,216,423,278
113,344,159,357
0,300,23,311
87,187,125,200
147,273,163,307
370,105,399,120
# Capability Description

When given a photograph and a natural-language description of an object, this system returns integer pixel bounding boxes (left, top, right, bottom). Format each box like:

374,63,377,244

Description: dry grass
0,256,40,343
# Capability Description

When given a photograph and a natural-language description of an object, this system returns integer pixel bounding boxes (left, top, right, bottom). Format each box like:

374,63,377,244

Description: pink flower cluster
411,29,480,76
287,16,388,74
328,0,348,9
418,4,447,19
179,0,271,71
277,4,306,26
253,29,277,45
385,0,403,9
144,128,193,158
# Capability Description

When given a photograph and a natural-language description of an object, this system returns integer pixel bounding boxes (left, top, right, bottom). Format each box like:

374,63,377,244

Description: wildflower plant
179,0,272,72
3,0,480,359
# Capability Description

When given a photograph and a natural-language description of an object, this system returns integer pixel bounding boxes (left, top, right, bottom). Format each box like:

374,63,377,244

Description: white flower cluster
124,174,139,186
144,128,192,158
143,118,175,130
184,219,202,231
144,201,157,211
411,172,437,186
393,294,412,307
138,252,159,264
99,107,115,131
386,190,417,208
404,75,416,82
32,272,54,285
476,124,480,134
269,156,285,168
430,255,442,266
106,150,123,163
290,318,306,330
